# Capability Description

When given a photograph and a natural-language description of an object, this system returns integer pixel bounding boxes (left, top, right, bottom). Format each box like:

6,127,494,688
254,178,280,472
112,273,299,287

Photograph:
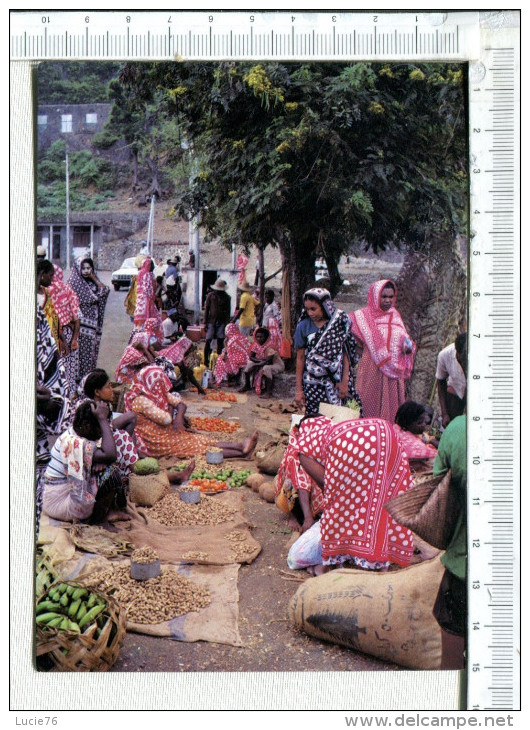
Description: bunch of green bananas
36,582,107,634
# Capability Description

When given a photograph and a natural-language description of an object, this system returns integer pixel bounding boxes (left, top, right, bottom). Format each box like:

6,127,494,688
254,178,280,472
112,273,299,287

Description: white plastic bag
287,521,322,570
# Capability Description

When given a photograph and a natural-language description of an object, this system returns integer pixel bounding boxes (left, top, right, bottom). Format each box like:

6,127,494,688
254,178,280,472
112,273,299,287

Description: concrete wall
37,103,130,163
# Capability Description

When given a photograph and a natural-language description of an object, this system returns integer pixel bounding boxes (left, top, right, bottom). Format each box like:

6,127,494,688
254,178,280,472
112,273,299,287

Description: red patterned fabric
133,258,162,335
235,254,249,284
298,416,414,567
392,424,437,461
276,417,327,518
248,327,280,395
48,265,80,326
349,280,416,422
124,365,173,413
265,317,282,352
349,280,416,380
114,321,192,384
213,323,251,384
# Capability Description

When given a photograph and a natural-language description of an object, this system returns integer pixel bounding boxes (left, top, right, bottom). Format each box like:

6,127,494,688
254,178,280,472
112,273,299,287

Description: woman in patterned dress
349,279,416,423
213,323,251,386
294,415,414,574
114,319,205,393
68,258,110,382
124,365,258,459
133,257,162,336
238,326,285,397
293,288,362,417
82,368,139,462
47,264,81,396
36,302,70,536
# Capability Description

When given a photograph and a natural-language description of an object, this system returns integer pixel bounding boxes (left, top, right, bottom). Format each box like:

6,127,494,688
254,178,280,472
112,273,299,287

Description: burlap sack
255,435,289,475
288,556,445,670
128,472,170,507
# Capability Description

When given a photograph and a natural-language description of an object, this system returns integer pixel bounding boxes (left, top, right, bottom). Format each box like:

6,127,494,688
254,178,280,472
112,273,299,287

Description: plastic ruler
10,10,520,711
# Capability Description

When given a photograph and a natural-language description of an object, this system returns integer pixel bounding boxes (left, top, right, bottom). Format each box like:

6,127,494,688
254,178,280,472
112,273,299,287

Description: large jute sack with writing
288,556,444,670
128,472,170,507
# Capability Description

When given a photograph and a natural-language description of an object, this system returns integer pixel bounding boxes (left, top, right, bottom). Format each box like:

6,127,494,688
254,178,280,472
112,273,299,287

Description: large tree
118,61,467,384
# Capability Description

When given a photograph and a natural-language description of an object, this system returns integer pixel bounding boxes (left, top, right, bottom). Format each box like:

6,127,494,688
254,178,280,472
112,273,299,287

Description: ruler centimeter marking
9,10,520,711
10,11,479,61
468,37,520,711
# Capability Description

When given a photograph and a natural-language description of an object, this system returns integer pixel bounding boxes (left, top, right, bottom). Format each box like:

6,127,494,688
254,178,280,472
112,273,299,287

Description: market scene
34,60,468,675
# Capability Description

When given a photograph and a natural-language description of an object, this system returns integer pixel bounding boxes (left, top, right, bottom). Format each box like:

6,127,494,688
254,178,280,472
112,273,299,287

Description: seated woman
393,400,438,474
238,327,285,398
115,318,205,393
125,365,259,459
213,323,251,387
289,416,415,575
82,367,143,460
42,401,130,524
275,416,325,533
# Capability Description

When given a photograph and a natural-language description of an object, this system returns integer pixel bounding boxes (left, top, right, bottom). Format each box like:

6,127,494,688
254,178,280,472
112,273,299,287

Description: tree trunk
131,149,139,189
257,246,265,324
145,157,162,198
322,251,342,298
278,234,317,342
395,235,467,411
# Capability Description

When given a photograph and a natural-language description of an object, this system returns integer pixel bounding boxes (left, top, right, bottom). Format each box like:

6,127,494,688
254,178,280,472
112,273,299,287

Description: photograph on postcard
33,56,469,676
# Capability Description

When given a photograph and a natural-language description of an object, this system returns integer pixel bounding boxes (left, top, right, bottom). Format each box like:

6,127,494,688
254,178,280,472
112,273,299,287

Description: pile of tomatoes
189,417,239,433
204,391,237,403
188,478,229,493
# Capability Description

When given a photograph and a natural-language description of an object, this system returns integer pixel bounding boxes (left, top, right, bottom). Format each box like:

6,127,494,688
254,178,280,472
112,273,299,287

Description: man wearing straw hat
203,278,232,369
231,281,260,338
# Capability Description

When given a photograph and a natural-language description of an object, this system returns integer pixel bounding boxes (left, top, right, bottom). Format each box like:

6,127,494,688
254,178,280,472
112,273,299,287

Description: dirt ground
108,393,402,674
96,269,404,674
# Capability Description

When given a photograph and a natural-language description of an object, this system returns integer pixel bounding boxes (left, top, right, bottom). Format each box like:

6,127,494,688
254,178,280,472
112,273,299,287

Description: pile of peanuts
225,530,257,561
145,493,237,527
181,551,209,561
131,546,159,565
81,565,211,624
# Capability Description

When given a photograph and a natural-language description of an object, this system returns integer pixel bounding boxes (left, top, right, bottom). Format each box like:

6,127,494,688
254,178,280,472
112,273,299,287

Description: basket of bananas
35,580,125,672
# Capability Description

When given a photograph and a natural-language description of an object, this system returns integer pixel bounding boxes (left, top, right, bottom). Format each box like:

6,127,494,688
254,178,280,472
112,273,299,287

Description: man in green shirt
432,414,467,669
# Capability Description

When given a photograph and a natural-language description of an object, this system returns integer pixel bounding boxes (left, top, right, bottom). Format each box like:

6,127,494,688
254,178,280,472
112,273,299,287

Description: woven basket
128,471,170,507
36,582,125,672
385,469,456,550
110,382,129,414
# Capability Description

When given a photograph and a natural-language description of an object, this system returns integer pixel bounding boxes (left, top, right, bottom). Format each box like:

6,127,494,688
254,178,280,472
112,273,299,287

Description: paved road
97,271,134,378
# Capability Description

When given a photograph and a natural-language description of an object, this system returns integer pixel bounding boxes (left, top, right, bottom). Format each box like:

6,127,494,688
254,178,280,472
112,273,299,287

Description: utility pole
65,149,70,270
146,195,155,258
189,216,200,324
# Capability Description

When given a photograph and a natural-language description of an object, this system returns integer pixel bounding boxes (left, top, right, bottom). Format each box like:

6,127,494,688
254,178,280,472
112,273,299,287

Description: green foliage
113,60,465,307
37,62,121,103
37,141,118,217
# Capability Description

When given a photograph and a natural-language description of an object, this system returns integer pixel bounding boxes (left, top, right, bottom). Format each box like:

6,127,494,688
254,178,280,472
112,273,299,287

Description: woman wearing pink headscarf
213,323,251,386
115,318,196,386
349,280,416,423
125,365,258,459
133,257,162,336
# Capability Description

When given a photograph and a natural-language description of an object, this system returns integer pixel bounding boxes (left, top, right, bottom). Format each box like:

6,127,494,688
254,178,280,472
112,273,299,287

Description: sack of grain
288,556,444,670
246,473,266,491
258,482,276,503
128,472,170,507
255,436,289,475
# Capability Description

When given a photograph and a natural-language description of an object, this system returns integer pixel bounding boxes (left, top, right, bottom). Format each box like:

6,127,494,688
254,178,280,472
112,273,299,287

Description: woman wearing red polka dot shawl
296,415,414,574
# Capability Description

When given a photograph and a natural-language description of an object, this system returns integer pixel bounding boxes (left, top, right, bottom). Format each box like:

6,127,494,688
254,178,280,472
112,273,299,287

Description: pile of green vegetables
190,467,253,488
